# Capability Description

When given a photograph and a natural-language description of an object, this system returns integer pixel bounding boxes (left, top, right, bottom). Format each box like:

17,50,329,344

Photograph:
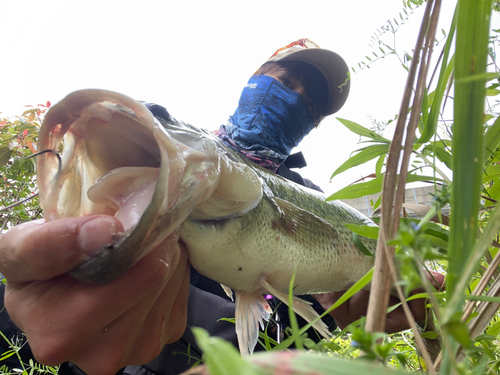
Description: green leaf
486,320,500,337
288,268,303,351
328,176,384,200
420,87,429,127
455,71,498,83
375,153,385,176
0,147,11,167
336,118,391,143
485,115,500,162
249,350,407,374
325,269,374,316
192,327,258,375
422,143,452,170
351,232,375,256
483,164,500,182
446,320,473,349
487,177,500,200
464,295,500,303
0,349,15,361
372,194,382,211
420,331,439,339
484,113,495,123
327,174,440,200
420,221,450,242
447,0,492,301
345,223,379,239
330,144,390,179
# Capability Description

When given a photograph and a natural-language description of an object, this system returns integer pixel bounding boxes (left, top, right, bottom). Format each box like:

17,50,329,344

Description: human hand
0,215,190,374
313,270,445,333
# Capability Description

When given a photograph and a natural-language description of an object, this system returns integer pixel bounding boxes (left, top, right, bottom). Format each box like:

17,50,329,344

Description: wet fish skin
182,171,376,295
36,89,377,355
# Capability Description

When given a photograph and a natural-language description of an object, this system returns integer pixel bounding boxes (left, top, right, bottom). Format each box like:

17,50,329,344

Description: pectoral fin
268,197,338,245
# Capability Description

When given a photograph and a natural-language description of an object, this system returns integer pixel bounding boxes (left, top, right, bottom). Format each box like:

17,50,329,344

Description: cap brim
270,48,350,116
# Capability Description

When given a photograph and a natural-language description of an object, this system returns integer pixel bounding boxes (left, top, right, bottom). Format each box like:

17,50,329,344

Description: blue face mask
226,75,315,157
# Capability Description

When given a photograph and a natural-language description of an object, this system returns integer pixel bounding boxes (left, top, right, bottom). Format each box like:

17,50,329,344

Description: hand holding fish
0,215,190,374
29,89,381,357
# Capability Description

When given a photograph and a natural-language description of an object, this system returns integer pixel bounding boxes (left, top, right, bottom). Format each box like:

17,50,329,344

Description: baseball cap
259,39,350,116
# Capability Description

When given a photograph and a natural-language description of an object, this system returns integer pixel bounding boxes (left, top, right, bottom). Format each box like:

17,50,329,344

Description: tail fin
259,278,332,339
234,290,272,356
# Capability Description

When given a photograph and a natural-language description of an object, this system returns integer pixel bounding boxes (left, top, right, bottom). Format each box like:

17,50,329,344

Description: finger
426,270,445,290
61,245,190,374
0,215,123,282
5,233,185,366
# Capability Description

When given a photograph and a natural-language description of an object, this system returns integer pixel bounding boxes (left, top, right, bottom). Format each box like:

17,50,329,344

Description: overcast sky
0,0,481,196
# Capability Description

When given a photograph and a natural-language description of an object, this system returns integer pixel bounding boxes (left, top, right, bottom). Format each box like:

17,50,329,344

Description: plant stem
413,150,451,184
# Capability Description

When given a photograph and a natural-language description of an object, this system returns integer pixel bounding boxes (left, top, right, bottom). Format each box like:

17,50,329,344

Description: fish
36,89,377,355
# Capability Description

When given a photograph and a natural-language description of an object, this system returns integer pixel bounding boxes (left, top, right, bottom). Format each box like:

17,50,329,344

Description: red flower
23,129,28,136
46,101,51,108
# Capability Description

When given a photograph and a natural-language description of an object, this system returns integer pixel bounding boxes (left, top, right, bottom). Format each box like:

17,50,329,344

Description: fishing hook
24,149,62,176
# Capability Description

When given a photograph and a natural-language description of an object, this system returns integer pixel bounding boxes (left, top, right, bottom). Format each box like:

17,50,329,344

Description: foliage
327,0,500,373
0,106,59,373
192,327,408,375
0,103,50,232
404,0,427,7
0,330,58,375
351,2,447,75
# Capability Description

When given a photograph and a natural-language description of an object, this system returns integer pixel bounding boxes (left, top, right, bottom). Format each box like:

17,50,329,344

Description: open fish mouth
37,89,263,284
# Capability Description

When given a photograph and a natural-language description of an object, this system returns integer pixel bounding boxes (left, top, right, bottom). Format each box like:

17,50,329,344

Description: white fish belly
180,202,375,295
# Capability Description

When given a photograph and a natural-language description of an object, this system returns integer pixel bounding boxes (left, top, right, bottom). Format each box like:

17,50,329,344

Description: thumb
0,216,123,282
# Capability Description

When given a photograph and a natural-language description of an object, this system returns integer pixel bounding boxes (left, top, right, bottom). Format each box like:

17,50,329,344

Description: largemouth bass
37,89,377,355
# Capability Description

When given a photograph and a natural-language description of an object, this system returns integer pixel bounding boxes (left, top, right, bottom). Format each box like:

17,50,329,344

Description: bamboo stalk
365,0,435,335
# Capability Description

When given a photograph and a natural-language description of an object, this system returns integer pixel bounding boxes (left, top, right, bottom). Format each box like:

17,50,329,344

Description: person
0,39,443,375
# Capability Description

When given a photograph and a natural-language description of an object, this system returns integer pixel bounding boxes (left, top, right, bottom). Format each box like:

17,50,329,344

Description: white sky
0,0,482,196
